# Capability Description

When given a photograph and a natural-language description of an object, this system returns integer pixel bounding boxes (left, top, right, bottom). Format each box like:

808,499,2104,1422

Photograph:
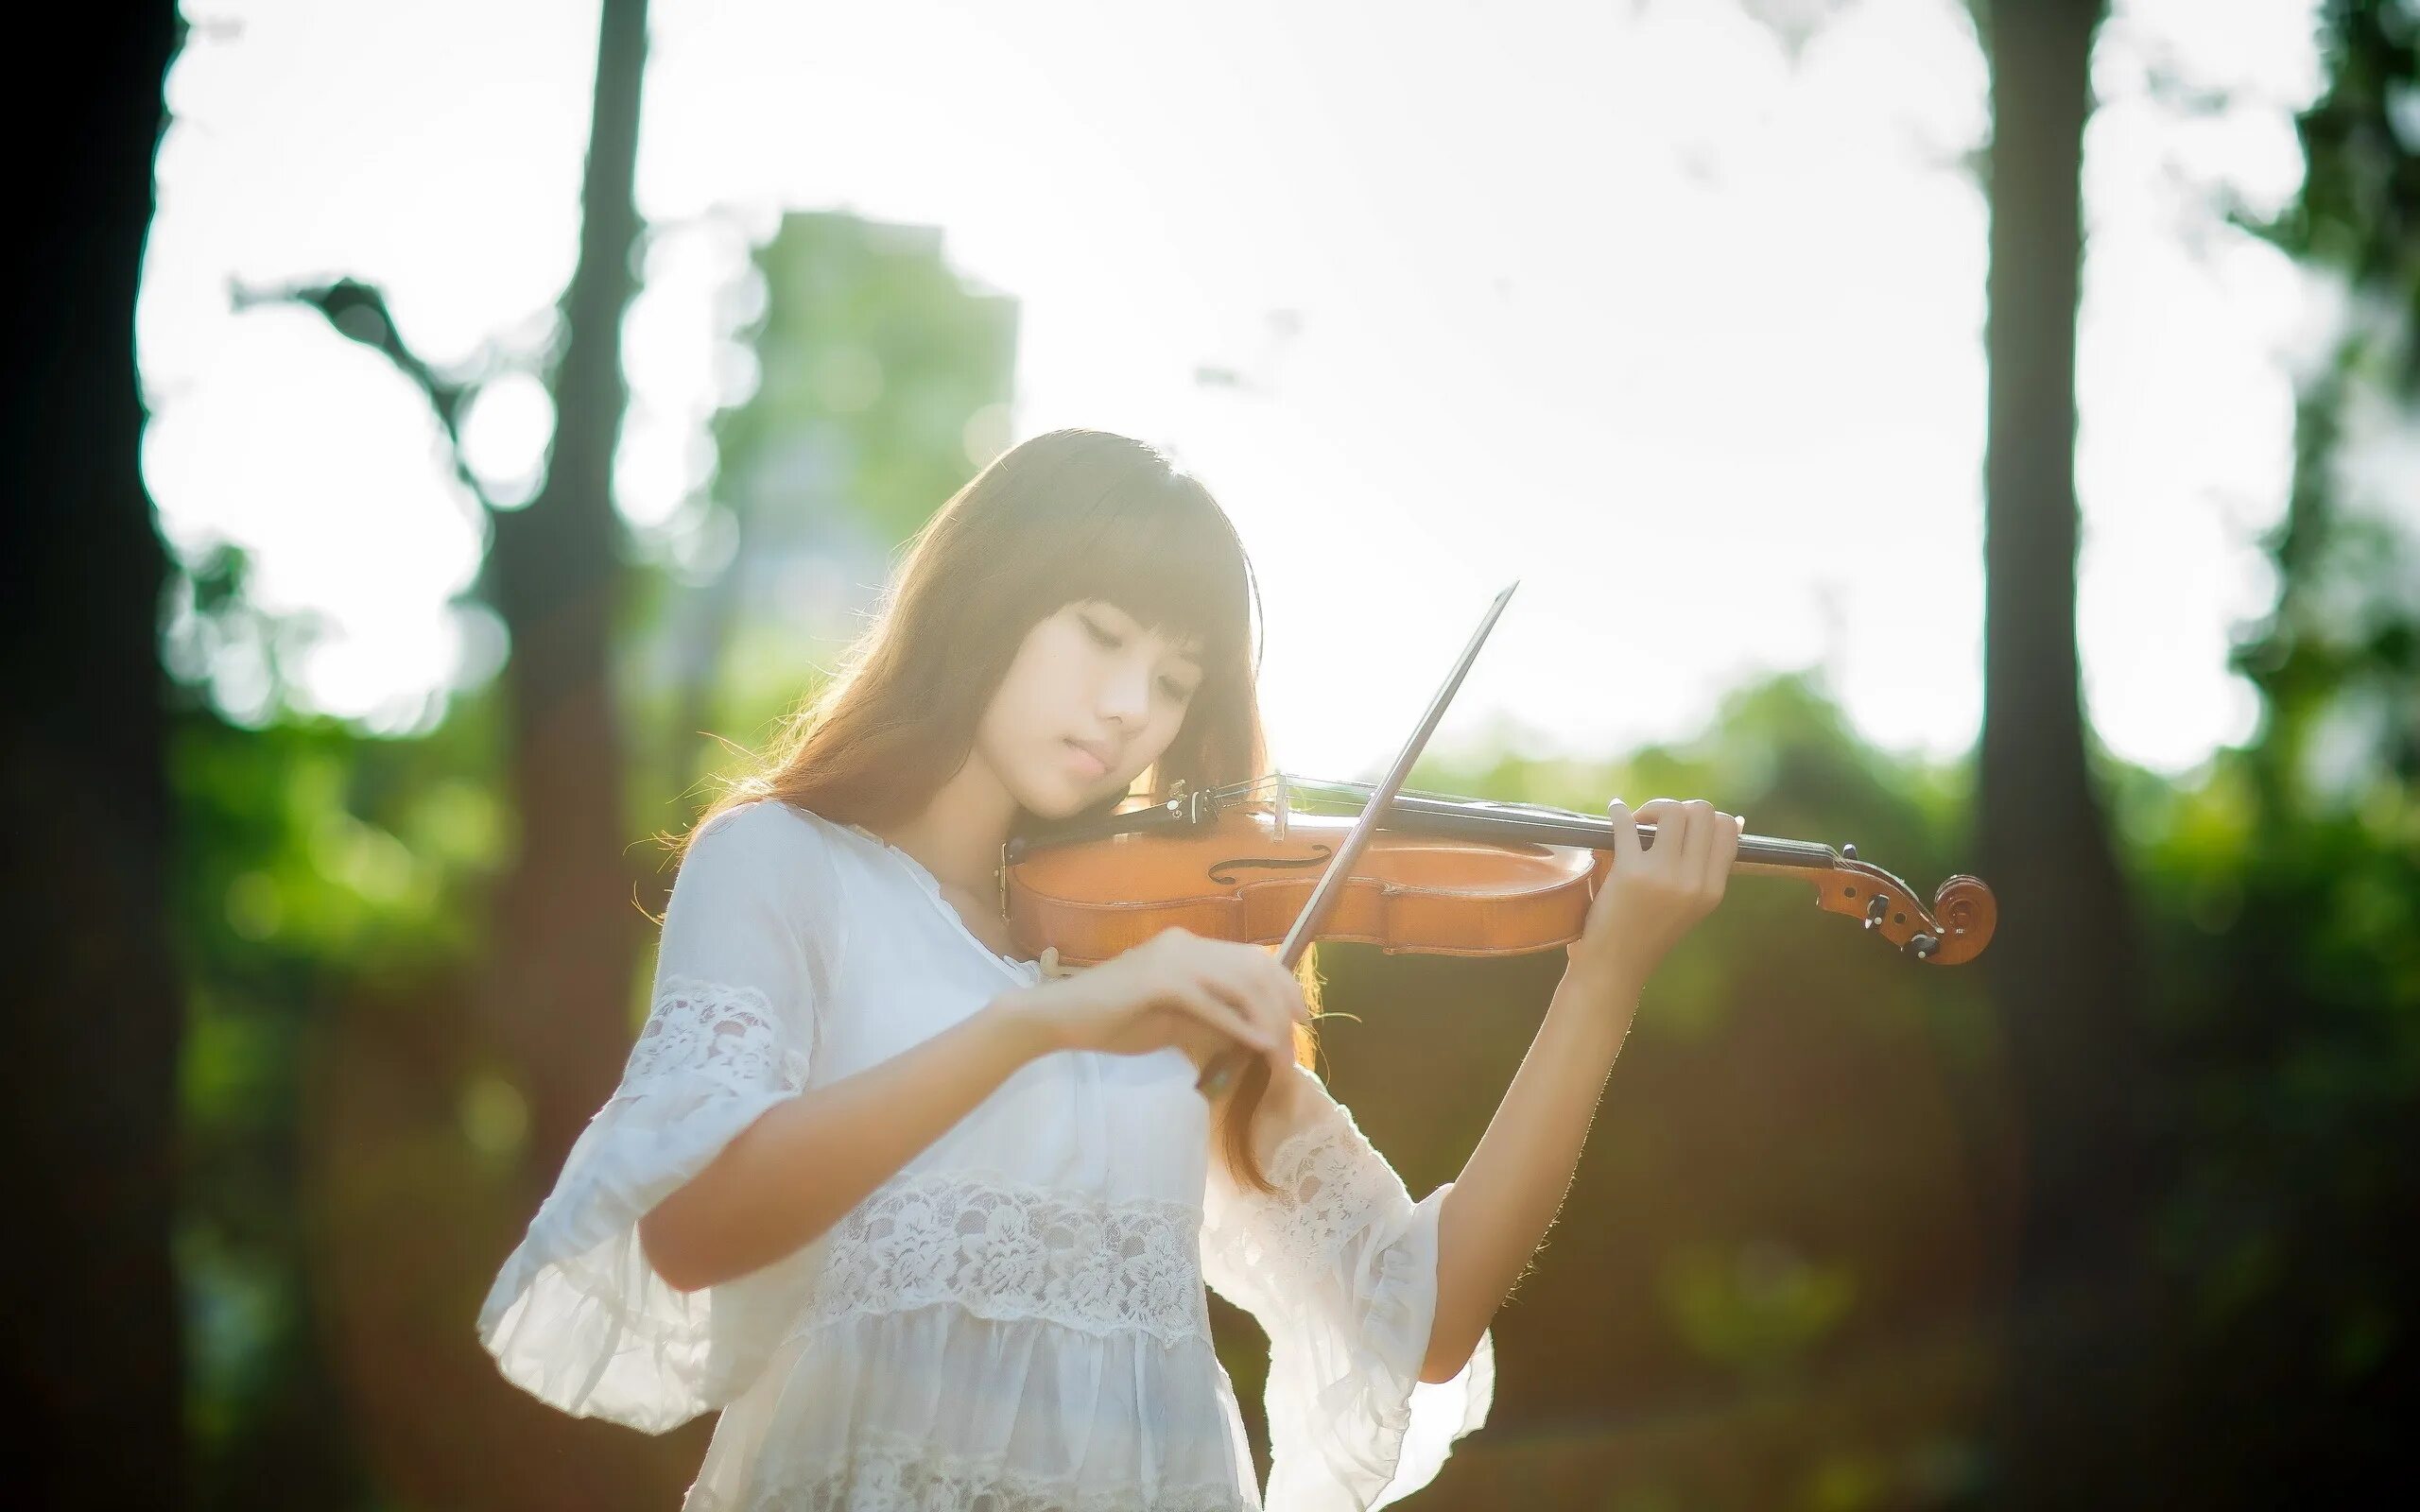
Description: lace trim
796,1170,1212,1347
1206,1117,1398,1290
613,974,809,1104
726,1430,1251,1512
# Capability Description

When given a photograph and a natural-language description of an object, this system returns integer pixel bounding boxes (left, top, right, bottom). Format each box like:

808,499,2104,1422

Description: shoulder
683,798,854,895
676,799,860,981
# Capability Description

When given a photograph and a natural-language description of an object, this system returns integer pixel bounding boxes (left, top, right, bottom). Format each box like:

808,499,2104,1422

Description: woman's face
976,598,1204,819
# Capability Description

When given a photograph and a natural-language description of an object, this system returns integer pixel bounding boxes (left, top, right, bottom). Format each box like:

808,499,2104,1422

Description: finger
1677,799,1717,893
1700,810,1741,898
1202,944,1282,1042
1190,962,1287,1089
1212,977,1283,1057
1636,798,1686,869
1682,799,1717,869
1226,953,1299,1066
1152,1006,1222,1068
1169,980,1272,1052
1200,965,1288,1056
1606,798,1639,865
1230,942,1309,1032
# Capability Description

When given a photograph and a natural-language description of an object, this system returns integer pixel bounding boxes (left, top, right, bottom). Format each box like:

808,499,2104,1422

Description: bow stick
1195,580,1520,1096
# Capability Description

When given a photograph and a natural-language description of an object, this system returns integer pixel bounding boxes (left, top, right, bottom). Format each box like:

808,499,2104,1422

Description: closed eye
1083,612,1198,701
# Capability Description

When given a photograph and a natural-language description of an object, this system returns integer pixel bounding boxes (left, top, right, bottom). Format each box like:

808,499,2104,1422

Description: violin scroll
1809,856,1996,966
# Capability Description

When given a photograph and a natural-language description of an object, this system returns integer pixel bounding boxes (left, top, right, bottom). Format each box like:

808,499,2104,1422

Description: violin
997,582,1991,1109
1001,774,1996,970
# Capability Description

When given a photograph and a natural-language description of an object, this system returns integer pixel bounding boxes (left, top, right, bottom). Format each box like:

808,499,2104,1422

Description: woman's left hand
1566,797,1742,991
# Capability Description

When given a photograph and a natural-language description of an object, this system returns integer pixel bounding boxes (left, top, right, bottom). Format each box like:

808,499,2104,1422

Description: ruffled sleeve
1201,1063,1495,1511
475,799,838,1433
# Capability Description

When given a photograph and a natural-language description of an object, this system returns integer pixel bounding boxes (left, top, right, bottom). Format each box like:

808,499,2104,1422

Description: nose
1098,655,1151,729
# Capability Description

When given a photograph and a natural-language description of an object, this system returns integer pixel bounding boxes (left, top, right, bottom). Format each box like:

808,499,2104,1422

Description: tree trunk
1978,0,2152,1501
0,6,186,1507
477,0,653,1195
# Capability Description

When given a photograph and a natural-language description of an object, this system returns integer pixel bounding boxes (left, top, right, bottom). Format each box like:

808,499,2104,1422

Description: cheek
1142,703,1191,765
976,654,1047,753
994,625,1076,708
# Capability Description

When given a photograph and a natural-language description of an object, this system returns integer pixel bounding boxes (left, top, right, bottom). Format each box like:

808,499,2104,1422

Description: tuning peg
1842,843,1858,860
1908,933,1939,961
1864,893,1888,930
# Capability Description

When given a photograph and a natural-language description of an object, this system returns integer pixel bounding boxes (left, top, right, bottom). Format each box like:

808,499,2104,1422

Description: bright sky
140,0,2332,781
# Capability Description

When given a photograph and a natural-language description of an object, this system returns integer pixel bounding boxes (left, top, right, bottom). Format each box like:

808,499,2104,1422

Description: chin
1015,778,1100,824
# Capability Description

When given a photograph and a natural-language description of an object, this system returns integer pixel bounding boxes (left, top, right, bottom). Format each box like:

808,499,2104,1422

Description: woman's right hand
1005,927,1306,1075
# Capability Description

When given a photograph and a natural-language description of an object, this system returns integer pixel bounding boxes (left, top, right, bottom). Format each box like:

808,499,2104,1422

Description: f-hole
1209,844,1334,886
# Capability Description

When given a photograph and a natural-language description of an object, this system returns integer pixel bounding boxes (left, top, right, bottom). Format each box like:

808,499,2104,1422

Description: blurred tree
239,0,654,1196
2132,1,2420,1500
1972,1,2154,1503
477,0,654,1200
0,5,185,1508
639,210,1018,799
2238,0,2419,805
210,5,679,1509
1723,0,2151,1489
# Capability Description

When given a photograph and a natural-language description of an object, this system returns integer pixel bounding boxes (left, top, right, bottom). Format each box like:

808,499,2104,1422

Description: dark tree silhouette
0,6,185,1508
1975,0,2152,1502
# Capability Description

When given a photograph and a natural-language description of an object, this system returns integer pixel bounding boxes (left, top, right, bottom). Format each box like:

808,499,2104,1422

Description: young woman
477,428,1741,1511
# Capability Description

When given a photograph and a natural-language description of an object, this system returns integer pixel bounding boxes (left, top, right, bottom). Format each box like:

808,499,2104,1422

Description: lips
1064,737,1115,779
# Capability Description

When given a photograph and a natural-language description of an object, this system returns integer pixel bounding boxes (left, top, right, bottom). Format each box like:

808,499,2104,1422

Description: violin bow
1196,580,1520,1095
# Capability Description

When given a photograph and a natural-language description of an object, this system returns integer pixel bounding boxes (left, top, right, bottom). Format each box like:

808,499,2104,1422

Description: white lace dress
477,798,1493,1511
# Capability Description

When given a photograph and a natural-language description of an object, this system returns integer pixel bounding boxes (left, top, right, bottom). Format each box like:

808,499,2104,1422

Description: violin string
1181,772,1836,867
1208,772,1600,823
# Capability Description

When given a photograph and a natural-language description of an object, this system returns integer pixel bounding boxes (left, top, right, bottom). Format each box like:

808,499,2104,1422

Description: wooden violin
1001,774,1996,969
1001,583,1992,1119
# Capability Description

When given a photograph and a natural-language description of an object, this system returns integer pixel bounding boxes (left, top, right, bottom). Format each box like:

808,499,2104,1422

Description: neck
879,757,1023,899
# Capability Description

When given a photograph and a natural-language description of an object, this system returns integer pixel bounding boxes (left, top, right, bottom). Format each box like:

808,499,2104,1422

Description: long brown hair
682,427,1315,1193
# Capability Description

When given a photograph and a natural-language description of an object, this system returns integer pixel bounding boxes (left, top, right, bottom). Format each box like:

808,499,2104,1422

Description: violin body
1008,808,1601,966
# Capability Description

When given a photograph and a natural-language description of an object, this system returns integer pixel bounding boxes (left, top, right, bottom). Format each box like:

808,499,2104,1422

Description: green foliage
716,212,1019,550
2235,0,2420,807
624,210,1020,818
1660,1238,1859,1380
170,674,509,1505
2125,1,2420,1494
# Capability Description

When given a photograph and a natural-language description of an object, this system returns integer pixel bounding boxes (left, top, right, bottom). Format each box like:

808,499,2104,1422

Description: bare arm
640,992,1053,1293
1418,796,1738,1383
1420,955,1641,1383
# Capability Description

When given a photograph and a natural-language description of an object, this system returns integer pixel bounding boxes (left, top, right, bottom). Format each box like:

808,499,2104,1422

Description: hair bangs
1058,477,1256,677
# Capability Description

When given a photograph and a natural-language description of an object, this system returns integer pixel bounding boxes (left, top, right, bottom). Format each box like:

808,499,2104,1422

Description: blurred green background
11,1,2415,1509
